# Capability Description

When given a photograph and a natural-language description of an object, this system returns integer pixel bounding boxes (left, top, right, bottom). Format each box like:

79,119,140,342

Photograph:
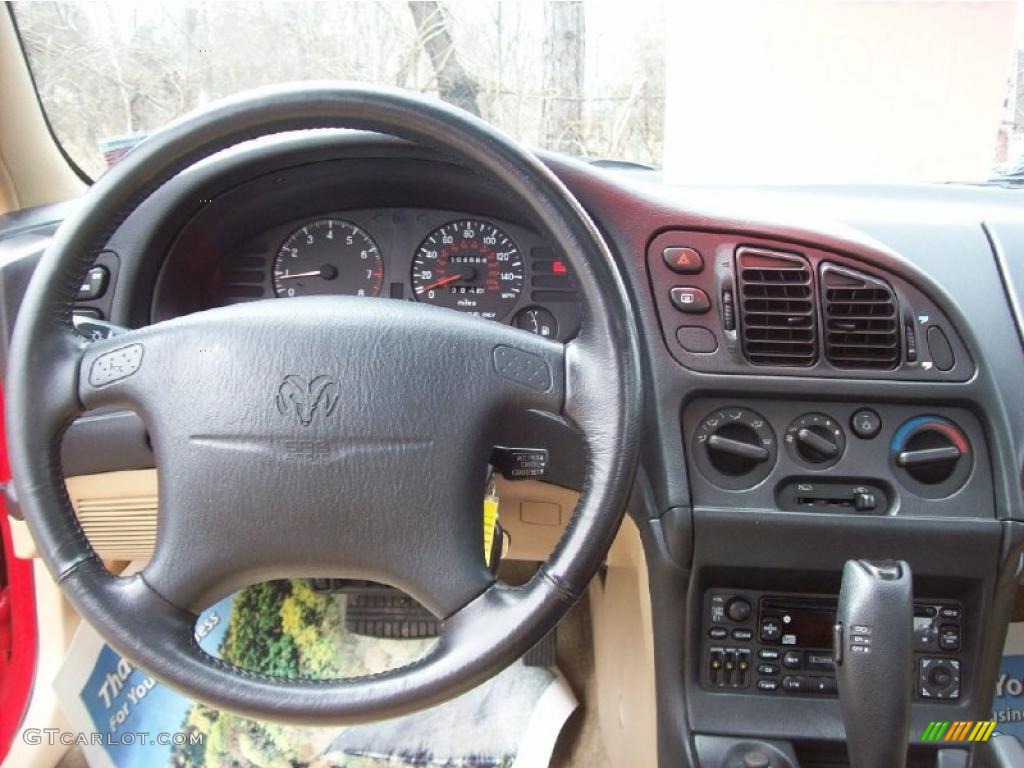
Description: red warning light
552,260,568,275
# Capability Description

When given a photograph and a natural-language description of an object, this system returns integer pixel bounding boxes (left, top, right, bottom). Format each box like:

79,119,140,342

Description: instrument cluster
217,208,580,341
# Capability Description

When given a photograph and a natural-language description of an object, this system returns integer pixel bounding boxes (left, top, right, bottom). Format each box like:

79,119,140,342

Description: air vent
736,248,817,366
820,263,900,370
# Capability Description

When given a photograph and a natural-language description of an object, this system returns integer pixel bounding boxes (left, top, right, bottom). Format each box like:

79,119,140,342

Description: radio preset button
758,663,780,676
732,628,753,641
782,675,806,692
758,679,779,692
709,626,728,639
940,606,961,619
758,648,781,660
782,650,803,670
805,652,835,671
811,676,838,695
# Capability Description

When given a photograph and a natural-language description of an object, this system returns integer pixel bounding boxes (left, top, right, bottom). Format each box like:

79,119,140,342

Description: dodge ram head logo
276,375,340,426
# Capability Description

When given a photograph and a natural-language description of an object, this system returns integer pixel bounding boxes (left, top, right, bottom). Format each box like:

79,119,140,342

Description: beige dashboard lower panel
11,469,159,561
65,469,159,561
16,469,656,768
21,470,630,569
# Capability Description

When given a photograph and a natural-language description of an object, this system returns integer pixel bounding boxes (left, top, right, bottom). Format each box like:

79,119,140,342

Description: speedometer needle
416,274,462,293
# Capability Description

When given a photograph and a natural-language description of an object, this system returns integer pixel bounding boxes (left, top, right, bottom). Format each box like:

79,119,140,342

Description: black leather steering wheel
5,84,642,724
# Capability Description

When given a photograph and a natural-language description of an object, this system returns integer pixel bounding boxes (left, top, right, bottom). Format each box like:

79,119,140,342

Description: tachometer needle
276,265,339,281
416,274,462,293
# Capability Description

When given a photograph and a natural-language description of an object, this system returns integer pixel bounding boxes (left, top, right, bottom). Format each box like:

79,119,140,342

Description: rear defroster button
669,287,711,314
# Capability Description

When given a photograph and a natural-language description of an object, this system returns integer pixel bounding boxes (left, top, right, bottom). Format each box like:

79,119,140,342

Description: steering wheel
5,84,642,724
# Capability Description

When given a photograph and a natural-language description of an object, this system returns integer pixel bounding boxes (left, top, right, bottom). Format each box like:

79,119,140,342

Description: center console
631,181,1024,767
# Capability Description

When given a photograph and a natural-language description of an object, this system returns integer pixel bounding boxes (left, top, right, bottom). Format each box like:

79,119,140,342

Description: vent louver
736,248,817,366
820,263,900,370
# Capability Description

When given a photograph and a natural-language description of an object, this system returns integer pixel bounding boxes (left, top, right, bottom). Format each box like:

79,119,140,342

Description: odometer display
273,219,383,298
411,220,524,319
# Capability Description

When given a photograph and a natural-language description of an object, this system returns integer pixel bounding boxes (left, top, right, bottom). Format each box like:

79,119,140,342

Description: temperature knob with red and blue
890,416,972,497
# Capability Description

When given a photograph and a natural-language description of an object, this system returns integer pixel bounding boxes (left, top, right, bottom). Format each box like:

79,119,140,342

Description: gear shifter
834,559,913,768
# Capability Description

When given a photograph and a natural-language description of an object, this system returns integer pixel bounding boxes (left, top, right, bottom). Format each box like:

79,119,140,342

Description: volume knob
726,597,752,622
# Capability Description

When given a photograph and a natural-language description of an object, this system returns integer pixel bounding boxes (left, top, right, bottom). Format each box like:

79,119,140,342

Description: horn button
79,296,563,614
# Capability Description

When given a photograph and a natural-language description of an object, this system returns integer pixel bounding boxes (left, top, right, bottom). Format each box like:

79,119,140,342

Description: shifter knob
834,559,913,768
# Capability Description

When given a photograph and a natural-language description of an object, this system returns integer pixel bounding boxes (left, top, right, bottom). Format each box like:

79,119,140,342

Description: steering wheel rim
5,83,642,724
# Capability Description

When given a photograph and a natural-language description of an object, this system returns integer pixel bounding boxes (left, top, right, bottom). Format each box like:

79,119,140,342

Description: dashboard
2,132,1024,768
204,208,580,341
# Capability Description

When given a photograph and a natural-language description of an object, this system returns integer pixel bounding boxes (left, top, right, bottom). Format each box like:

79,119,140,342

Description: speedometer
411,220,524,319
273,219,383,298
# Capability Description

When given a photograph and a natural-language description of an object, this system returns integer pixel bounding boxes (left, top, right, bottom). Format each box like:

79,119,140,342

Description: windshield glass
12,1,1024,184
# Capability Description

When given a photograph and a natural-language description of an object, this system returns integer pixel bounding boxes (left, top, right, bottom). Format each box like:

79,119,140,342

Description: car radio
700,589,963,699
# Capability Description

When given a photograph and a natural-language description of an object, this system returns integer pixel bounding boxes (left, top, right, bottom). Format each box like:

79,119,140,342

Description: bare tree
16,2,672,174
407,1,481,116
541,1,585,154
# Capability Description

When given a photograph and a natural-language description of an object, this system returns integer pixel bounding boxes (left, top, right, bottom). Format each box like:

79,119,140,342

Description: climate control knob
891,416,972,498
785,413,845,468
693,407,777,490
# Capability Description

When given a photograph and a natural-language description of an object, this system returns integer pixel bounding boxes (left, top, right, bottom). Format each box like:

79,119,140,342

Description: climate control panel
701,589,964,700
683,398,992,519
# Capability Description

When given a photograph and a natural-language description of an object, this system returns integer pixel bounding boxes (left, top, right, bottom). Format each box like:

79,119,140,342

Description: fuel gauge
513,306,559,339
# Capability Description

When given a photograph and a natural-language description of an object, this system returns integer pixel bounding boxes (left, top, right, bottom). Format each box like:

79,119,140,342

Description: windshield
11,1,1024,184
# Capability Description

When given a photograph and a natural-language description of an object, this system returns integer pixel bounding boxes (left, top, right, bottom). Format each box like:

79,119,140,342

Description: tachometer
411,220,524,319
273,219,383,298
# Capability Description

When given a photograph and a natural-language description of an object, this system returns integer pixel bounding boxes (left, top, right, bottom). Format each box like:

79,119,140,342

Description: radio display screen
761,597,836,648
